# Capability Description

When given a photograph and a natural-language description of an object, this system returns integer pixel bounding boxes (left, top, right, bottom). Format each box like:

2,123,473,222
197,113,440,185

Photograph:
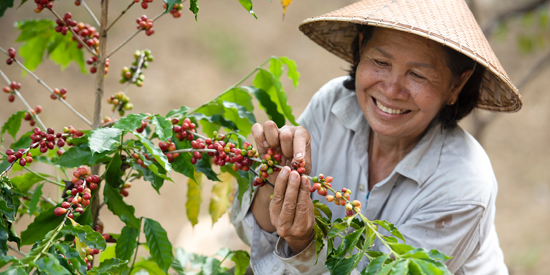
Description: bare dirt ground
1,0,549,274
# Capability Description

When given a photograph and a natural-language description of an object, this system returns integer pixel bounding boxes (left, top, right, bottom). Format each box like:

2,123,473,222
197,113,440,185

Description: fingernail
295,152,303,159
290,172,299,180
302,177,309,186
263,141,269,147
280,167,289,175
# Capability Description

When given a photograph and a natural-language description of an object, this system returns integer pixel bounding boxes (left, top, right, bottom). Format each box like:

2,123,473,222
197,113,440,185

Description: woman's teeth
375,99,408,115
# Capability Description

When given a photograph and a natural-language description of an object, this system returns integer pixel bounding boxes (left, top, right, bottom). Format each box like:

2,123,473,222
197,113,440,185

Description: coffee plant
0,0,453,274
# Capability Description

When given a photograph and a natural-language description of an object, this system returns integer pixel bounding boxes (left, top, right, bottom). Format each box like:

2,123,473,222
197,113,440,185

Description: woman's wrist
251,184,276,233
285,230,315,255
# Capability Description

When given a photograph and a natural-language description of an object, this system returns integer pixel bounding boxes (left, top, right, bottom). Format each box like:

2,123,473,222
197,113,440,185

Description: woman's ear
449,69,473,104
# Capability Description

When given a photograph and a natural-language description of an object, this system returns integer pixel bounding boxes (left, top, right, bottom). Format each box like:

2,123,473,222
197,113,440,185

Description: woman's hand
270,167,315,255
249,121,315,254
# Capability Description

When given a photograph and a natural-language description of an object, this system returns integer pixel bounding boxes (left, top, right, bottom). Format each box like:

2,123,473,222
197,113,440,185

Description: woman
230,0,522,274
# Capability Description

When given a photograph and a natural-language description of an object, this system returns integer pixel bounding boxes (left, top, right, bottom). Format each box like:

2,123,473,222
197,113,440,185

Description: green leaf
330,254,361,275
218,88,254,111
313,200,332,220
362,254,391,275
389,243,415,255
99,244,116,263
195,154,219,182
236,0,257,18
171,140,196,181
220,101,255,136
389,259,409,274
151,115,173,142
27,182,44,215
0,0,15,18
116,226,139,261
219,166,249,206
189,0,199,20
105,152,124,188
227,250,250,275
103,184,141,229
190,113,237,131
16,20,85,72
56,143,110,168
247,86,286,127
1,111,25,143
54,243,87,275
253,68,297,125
144,218,174,273
186,172,202,227
89,128,123,154
163,0,182,13
279,57,300,88
401,248,452,262
166,105,190,118
35,257,71,275
174,247,193,272
131,258,165,275
372,220,405,242
20,206,63,246
0,267,27,275
409,258,452,275
209,173,233,225
269,57,284,79
113,113,149,132
0,221,9,256
328,222,347,238
132,162,165,194
133,132,171,174
90,258,127,274
337,228,365,258
60,223,107,250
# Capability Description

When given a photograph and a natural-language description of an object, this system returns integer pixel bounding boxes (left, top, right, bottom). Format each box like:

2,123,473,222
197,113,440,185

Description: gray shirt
230,76,508,275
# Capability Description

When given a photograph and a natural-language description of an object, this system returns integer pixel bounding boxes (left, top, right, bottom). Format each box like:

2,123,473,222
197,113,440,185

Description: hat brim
299,16,522,113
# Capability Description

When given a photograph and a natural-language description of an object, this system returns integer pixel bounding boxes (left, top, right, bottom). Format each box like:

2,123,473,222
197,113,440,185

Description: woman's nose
379,73,408,99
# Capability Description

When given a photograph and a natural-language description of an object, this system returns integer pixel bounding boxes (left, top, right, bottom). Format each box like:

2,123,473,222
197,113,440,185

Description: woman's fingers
273,170,302,237
263,121,280,149
291,176,314,238
293,126,311,162
269,166,290,226
279,126,294,160
251,123,268,156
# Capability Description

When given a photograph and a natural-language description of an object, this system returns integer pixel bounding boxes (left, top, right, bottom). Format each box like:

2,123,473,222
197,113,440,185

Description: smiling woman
230,0,521,274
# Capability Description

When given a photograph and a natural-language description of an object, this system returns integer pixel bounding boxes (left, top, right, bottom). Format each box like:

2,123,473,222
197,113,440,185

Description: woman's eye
411,72,426,80
374,60,389,66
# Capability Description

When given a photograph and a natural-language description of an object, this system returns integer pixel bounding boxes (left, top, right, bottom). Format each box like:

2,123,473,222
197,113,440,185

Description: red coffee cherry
54,207,67,216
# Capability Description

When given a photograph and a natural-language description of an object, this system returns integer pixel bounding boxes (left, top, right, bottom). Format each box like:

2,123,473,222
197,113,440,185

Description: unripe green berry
312,177,319,183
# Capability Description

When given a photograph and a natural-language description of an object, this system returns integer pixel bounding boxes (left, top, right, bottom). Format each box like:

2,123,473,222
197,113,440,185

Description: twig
22,166,65,187
166,148,216,154
8,244,25,257
106,1,135,32
482,0,550,37
48,8,98,57
0,47,93,127
106,12,165,58
79,0,101,27
111,53,144,120
129,220,142,273
0,69,47,131
41,195,57,206
186,130,208,140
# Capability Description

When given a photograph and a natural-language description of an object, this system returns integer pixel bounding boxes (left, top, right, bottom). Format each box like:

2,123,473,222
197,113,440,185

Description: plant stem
79,0,101,27
0,47,93,127
22,166,65,187
48,8,98,57
166,148,216,154
110,82,131,120
8,244,25,257
188,58,271,115
358,214,401,259
106,0,135,32
129,220,142,273
106,11,165,58
0,69,47,131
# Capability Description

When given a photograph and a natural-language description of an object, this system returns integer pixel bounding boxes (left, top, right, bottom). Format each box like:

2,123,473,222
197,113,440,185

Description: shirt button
359,184,366,192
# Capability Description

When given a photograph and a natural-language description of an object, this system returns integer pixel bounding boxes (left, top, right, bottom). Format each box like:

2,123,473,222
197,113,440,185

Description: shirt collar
330,93,445,187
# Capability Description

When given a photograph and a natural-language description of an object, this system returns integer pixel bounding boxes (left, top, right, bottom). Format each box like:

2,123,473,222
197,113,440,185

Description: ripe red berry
8,95,15,102
7,155,16,163
8,48,16,58
6,149,14,155
6,58,13,65
54,207,67,216
141,1,148,8
297,167,306,174
89,182,98,190
3,87,10,93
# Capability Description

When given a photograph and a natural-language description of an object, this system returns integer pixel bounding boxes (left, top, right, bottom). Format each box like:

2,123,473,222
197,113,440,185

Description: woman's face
355,28,460,140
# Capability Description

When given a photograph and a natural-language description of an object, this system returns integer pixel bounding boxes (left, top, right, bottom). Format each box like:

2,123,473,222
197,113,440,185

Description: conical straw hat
299,0,522,112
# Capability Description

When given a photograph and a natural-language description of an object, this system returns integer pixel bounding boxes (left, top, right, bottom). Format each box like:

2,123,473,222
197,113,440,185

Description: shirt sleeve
379,203,484,273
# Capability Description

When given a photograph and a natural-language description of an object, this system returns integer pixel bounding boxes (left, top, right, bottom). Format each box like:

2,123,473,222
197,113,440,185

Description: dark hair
343,25,486,129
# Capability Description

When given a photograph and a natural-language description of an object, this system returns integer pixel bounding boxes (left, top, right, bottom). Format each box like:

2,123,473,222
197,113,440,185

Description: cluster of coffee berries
100,116,117,125
135,120,148,133
3,81,21,103
6,47,16,65
136,0,153,9
291,160,306,174
51,88,68,100
29,127,66,156
107,91,133,116
159,140,179,163
23,105,42,127
72,21,100,52
258,148,282,178
5,149,33,167
88,57,110,74
54,166,99,219
131,151,156,168
55,12,78,36
163,2,183,18
136,15,155,36
33,0,54,13
119,50,153,86
119,182,132,197
310,174,332,196
171,118,197,141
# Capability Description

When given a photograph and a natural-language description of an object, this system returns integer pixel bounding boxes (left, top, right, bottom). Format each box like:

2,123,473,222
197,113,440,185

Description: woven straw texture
299,0,522,112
